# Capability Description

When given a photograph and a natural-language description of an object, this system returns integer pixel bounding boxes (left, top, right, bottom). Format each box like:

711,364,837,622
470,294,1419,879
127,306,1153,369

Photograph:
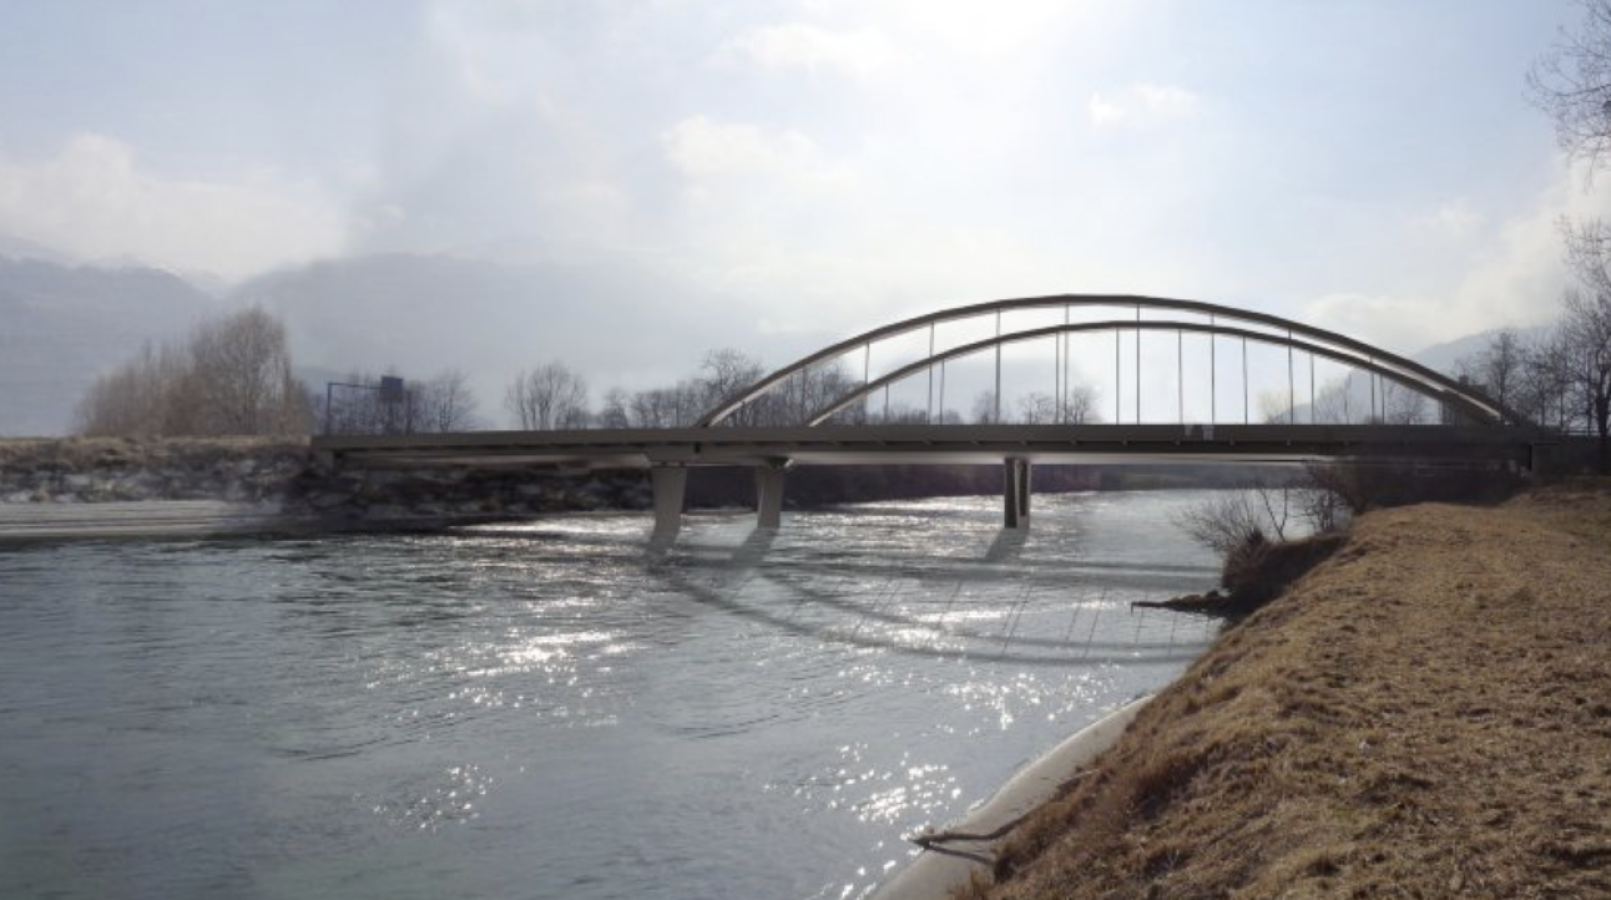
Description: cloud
661,115,847,185
727,23,900,78
1421,198,1485,240
1088,83,1202,128
877,0,1120,60
1303,161,1611,353
0,134,344,281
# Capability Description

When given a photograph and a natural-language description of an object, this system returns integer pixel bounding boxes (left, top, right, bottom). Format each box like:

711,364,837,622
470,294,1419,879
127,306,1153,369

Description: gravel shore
0,500,299,542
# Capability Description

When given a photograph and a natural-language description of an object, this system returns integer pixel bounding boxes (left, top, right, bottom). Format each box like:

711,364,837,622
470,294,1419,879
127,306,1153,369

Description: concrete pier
651,466,688,539
1004,457,1031,529
755,466,786,529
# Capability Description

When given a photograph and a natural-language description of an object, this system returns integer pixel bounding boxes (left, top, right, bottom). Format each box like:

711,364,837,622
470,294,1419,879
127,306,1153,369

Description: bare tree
598,388,632,429
1016,386,1099,424
972,391,999,424
415,369,481,432
1557,288,1611,469
1531,1,1611,469
186,306,308,435
698,348,767,426
1529,0,1611,174
629,386,689,428
1017,392,1058,424
1457,328,1532,424
506,363,590,430
875,402,929,424
1295,463,1354,534
781,363,863,425
1060,383,1100,424
76,340,190,436
1375,380,1428,425
1312,377,1353,425
77,306,310,437
1258,389,1295,424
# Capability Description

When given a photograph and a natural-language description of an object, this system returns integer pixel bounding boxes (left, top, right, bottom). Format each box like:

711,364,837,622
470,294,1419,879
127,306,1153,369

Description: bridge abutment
1004,458,1031,529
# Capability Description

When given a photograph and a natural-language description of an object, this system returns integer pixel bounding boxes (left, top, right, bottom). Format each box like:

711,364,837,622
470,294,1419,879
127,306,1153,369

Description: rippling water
0,491,1221,900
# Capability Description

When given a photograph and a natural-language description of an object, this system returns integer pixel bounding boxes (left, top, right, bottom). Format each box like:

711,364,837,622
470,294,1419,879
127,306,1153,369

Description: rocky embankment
960,484,1611,899
0,437,652,527
283,464,650,523
0,437,306,503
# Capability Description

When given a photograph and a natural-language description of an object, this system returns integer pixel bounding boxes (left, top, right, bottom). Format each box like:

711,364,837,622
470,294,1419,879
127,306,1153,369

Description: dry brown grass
968,486,1611,899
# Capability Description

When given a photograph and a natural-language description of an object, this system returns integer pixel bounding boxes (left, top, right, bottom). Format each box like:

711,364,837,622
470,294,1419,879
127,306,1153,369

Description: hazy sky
0,0,1602,355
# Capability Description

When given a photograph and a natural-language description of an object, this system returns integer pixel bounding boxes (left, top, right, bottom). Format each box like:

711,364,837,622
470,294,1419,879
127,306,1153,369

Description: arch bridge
313,294,1550,537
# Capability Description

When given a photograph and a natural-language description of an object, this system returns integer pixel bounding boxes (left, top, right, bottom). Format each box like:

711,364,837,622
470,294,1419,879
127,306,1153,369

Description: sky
0,0,1604,360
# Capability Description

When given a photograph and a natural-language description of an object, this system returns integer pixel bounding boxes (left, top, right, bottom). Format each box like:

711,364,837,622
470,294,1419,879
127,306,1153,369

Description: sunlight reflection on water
0,490,1222,900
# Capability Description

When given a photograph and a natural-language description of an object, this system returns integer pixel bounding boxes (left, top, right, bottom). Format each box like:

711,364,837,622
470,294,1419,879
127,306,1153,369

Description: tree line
1522,0,1611,471
76,306,312,437
74,306,486,439
499,349,1107,431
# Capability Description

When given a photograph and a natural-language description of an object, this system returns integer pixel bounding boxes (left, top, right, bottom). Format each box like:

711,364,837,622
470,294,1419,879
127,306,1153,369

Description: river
0,490,1221,900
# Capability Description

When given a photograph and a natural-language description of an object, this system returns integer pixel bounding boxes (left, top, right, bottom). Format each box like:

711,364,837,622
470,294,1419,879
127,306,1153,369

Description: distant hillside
1,246,1556,436
0,232,71,265
1281,325,1553,424
1411,325,1550,376
233,253,788,423
0,257,218,436
0,252,786,436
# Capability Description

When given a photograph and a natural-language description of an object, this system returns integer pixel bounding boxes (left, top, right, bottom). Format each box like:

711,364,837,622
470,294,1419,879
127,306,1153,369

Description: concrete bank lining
871,695,1151,900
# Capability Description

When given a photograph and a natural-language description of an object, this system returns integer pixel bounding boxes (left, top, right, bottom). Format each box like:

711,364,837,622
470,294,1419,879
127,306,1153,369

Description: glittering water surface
0,491,1222,900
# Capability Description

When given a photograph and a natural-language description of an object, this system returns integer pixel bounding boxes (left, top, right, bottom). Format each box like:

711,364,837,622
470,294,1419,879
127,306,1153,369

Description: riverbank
0,436,1297,538
0,436,651,533
0,500,299,541
0,436,308,503
957,484,1611,897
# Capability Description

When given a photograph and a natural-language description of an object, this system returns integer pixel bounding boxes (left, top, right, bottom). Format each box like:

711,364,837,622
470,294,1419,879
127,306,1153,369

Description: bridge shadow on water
636,524,1218,670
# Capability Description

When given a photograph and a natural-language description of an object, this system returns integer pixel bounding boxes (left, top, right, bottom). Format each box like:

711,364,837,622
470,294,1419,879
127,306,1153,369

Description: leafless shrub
1295,465,1353,533
1173,486,1293,556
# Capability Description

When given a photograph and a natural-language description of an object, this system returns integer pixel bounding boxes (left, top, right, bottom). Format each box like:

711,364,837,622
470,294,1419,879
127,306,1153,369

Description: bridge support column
755,466,786,529
651,465,688,540
1004,458,1031,529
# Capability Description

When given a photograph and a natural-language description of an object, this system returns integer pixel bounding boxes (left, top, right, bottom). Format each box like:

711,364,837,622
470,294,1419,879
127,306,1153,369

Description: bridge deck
314,424,1542,470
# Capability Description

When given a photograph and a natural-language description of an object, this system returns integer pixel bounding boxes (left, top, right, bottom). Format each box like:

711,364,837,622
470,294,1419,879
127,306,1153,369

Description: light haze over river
0,491,1221,900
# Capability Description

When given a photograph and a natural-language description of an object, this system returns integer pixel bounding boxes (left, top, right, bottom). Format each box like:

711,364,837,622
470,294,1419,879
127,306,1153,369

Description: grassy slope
976,486,1611,899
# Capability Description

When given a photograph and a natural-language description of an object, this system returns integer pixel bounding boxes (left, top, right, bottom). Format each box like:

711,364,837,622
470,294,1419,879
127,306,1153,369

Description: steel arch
696,294,1519,427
